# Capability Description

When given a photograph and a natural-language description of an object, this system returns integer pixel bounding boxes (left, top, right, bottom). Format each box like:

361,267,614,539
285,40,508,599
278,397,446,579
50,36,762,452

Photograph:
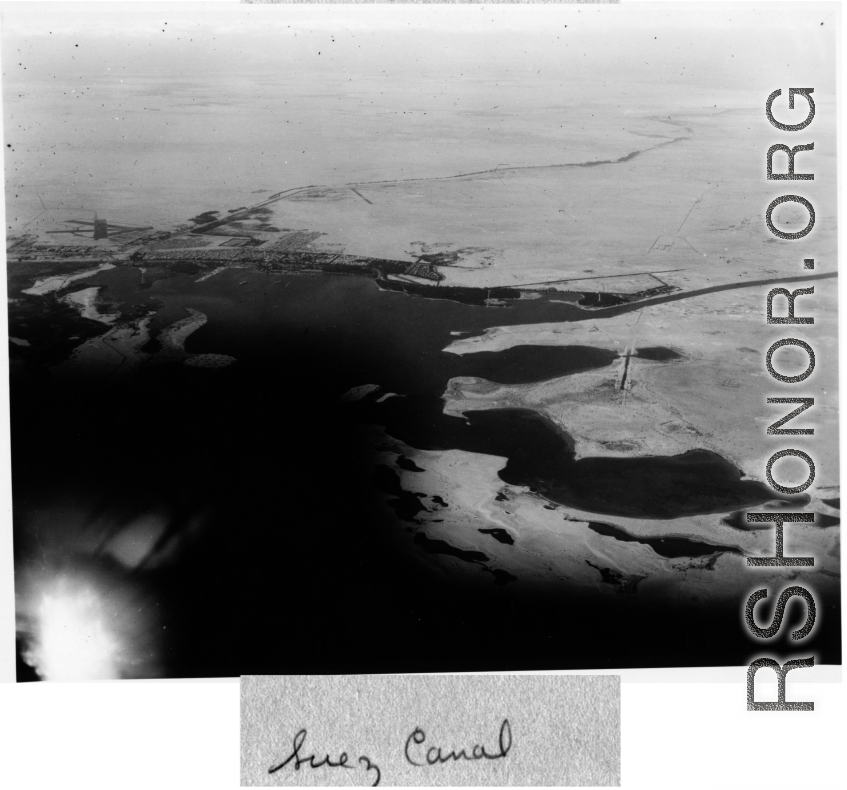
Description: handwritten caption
268,719,513,787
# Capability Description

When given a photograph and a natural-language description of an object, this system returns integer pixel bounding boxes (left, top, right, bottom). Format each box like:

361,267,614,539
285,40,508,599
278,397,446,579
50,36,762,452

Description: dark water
413,533,489,563
140,271,773,512
479,528,515,546
636,346,683,362
396,456,425,473
578,292,628,307
372,465,428,522
81,267,779,519
587,521,741,559
9,268,839,675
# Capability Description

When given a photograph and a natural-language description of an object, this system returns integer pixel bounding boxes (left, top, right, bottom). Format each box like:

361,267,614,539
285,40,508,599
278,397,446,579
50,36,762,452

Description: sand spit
60,315,155,375
156,309,207,358
153,308,237,369
22,263,116,295
195,265,230,283
59,307,236,375
339,384,381,403
61,287,120,325
371,429,838,604
376,392,404,403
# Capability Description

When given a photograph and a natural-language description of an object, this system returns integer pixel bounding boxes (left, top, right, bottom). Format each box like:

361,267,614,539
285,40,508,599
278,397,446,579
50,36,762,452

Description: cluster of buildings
131,247,404,274
404,260,442,281
9,243,114,261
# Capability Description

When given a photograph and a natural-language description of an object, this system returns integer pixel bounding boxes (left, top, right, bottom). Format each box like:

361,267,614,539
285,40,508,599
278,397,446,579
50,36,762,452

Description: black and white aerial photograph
2,2,840,681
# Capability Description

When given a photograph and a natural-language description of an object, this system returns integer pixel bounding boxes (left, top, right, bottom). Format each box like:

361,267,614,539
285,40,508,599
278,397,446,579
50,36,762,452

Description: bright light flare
18,563,162,682
33,584,121,681
15,498,204,681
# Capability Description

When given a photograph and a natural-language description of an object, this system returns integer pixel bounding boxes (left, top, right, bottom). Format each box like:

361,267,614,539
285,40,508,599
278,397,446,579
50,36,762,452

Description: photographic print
2,2,840,681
